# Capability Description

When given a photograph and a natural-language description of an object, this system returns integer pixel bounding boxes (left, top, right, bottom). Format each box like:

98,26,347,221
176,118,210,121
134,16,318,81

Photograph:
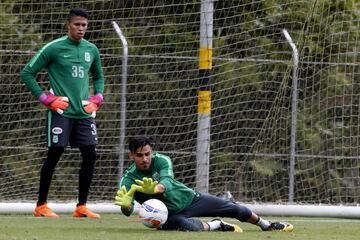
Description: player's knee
80,145,96,164
221,201,252,222
236,205,252,222
48,146,65,157
43,147,64,169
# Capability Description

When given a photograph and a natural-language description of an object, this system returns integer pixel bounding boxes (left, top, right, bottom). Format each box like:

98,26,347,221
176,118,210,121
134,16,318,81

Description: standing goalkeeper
115,136,293,232
20,7,104,219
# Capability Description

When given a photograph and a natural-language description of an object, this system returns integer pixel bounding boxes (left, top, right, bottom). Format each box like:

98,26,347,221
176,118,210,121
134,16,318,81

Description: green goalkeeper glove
115,185,136,208
133,177,159,195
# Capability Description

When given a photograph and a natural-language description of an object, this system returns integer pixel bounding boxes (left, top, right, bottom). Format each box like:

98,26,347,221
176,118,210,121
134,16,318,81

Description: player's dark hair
128,136,156,153
67,7,88,21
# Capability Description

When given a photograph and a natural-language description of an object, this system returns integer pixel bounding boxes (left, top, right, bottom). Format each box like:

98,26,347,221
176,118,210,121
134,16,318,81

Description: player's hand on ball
38,92,69,114
115,185,136,208
134,177,159,195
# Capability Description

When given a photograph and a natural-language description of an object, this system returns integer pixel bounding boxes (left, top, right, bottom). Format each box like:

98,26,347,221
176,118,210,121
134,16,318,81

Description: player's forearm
93,76,104,95
158,177,174,192
20,66,43,98
91,54,105,94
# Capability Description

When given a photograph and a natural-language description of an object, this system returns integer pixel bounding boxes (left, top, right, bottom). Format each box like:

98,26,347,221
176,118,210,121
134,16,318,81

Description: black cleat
263,222,293,232
211,218,243,232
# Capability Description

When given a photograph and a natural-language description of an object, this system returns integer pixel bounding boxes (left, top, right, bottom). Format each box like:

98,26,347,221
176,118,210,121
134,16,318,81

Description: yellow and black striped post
196,0,213,193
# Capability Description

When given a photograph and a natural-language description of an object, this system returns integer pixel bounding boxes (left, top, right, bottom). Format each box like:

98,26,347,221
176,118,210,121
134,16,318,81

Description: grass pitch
0,214,359,240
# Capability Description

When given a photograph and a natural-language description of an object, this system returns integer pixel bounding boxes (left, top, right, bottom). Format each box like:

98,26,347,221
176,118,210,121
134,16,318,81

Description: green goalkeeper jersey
120,152,197,215
21,35,104,119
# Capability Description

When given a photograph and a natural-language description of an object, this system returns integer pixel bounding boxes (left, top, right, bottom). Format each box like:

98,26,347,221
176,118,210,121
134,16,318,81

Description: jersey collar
66,36,82,46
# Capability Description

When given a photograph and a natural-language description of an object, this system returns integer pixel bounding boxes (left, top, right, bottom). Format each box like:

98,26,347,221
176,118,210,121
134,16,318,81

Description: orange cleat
34,203,59,218
73,205,100,219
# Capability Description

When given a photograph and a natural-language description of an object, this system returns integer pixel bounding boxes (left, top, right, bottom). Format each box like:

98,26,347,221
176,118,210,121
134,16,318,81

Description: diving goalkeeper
115,136,294,232
20,7,104,219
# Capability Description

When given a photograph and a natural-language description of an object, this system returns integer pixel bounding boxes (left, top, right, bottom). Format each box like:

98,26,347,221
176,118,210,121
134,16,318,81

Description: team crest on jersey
152,173,160,182
85,52,91,62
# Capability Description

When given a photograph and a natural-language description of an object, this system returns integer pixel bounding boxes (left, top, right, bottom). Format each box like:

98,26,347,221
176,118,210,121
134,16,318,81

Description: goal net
1,0,360,212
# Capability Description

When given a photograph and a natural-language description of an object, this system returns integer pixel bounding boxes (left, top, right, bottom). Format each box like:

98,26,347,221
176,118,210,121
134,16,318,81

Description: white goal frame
1,202,360,219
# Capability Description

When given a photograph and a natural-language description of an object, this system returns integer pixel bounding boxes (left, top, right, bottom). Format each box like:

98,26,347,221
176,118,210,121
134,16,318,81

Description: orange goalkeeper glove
38,92,69,114
82,93,104,118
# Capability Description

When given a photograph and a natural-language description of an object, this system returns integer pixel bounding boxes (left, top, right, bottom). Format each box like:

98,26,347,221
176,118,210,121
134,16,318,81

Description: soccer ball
139,199,168,228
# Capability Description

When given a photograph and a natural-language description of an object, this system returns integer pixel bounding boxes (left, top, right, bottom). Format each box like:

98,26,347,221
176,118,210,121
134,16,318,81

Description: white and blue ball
139,199,168,228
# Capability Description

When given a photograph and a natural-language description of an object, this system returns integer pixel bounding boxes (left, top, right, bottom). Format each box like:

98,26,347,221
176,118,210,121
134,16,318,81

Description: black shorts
46,111,98,148
161,193,252,231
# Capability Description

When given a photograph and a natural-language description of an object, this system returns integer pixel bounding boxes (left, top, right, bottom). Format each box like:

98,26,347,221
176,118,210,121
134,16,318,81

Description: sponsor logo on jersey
85,52,91,62
52,127,63,135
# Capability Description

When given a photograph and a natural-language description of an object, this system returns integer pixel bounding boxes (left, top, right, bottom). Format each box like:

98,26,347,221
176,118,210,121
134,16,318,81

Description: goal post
196,0,214,194
282,29,300,203
111,21,128,184
1,0,360,217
